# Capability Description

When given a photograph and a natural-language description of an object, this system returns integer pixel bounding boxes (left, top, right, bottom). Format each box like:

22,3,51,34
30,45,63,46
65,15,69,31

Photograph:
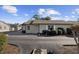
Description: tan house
0,21,10,32
22,20,79,34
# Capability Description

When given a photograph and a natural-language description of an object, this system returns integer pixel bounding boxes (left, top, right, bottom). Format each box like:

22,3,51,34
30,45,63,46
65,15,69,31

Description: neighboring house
0,21,10,32
22,20,79,34
10,24,22,31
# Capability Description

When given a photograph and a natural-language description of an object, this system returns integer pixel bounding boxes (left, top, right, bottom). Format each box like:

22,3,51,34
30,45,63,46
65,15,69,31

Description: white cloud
46,9,61,15
51,16,75,21
65,16,69,18
51,17,62,20
63,15,77,21
25,14,29,17
72,8,79,15
75,8,79,14
72,11,75,14
38,8,61,17
2,5,18,16
64,16,74,21
13,14,18,16
38,8,45,15
71,15,75,18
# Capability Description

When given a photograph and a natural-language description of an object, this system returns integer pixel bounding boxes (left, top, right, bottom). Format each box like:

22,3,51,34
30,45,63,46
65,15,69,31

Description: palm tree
44,16,51,20
32,14,40,20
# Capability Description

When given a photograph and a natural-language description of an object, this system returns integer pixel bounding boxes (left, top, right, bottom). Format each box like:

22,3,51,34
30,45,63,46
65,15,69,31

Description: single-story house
0,21,10,32
21,20,79,34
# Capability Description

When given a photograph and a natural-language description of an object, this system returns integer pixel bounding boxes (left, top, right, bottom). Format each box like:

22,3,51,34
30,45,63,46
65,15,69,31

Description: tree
44,16,51,20
32,14,40,20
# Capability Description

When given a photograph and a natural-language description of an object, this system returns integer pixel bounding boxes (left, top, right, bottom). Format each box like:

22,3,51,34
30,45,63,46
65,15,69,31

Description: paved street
7,34,76,54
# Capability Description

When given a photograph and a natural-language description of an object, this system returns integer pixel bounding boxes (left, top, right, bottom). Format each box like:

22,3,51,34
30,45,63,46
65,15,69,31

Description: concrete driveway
8,35,76,45
7,34,76,54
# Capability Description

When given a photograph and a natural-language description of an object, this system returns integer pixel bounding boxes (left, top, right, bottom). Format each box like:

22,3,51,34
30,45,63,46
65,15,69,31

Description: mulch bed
3,44,20,54
55,45,79,54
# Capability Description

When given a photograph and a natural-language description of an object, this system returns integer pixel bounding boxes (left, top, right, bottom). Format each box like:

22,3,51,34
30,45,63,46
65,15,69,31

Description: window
48,25,54,30
27,26,30,30
48,25,50,30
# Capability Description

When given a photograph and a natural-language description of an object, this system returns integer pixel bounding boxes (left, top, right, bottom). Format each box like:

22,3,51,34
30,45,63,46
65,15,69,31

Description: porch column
53,25,56,30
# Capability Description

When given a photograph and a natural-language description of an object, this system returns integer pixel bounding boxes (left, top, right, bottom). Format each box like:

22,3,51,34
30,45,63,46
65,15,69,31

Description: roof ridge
0,20,10,25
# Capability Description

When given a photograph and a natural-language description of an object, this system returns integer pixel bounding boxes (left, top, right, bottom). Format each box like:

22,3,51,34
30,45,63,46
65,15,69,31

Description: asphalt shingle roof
23,20,79,25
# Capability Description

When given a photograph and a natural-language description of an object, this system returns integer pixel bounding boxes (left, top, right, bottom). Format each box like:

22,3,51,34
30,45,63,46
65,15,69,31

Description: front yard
0,31,79,54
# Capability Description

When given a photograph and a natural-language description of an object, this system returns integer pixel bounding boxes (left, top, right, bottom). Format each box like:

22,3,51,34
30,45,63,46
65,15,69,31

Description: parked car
57,27,65,35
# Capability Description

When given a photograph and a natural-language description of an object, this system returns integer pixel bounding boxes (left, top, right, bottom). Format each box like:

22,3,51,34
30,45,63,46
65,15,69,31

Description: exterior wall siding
25,25,39,34
39,25,48,33
24,24,72,34
0,22,10,32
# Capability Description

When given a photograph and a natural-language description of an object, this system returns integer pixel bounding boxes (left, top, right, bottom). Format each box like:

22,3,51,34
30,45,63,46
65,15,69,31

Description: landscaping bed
55,45,79,54
3,44,20,54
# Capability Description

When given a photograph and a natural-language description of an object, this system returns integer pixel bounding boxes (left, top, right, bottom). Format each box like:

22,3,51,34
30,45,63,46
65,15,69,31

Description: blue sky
0,5,79,24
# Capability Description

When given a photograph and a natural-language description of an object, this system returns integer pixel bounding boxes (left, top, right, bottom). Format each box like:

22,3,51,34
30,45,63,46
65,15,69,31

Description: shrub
42,30,48,35
0,33,7,53
22,30,26,33
42,30,57,36
58,30,62,35
66,28,72,35
51,30,57,36
57,27,65,35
